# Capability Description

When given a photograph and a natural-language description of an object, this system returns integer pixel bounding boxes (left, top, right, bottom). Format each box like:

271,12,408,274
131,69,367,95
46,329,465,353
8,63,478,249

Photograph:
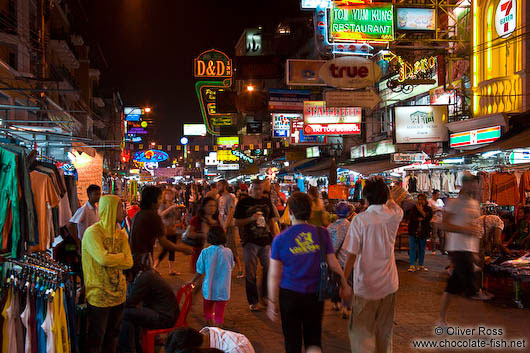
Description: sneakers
418,266,429,272
249,304,260,312
408,266,416,272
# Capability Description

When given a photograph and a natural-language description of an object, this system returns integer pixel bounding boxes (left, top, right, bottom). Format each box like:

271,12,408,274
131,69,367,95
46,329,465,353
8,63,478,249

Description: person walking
82,195,133,353
217,180,244,278
407,193,433,272
307,187,330,227
189,226,234,327
439,175,490,327
185,197,220,272
234,180,279,311
267,192,351,353
428,190,446,254
130,185,190,270
343,177,404,353
154,188,184,275
327,201,354,318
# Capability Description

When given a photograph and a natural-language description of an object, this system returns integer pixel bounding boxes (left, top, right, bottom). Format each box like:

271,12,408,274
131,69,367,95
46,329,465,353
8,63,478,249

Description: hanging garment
0,147,21,257
42,298,55,353
30,171,61,251
2,287,12,353
431,172,441,192
519,170,530,205
408,175,417,193
478,172,491,203
490,172,519,206
20,290,32,353
57,170,72,228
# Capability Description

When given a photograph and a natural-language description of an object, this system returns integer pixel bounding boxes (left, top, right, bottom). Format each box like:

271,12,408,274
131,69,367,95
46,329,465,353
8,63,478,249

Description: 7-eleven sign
495,0,517,38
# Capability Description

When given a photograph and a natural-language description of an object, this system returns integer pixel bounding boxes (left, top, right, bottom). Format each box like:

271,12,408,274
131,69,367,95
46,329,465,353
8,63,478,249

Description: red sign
304,123,361,135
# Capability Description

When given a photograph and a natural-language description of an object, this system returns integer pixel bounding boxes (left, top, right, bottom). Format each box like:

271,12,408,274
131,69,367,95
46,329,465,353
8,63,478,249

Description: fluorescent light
482,150,502,158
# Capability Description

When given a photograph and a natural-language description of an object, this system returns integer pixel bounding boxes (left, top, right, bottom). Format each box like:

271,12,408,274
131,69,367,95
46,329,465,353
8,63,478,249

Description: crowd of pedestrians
74,174,524,353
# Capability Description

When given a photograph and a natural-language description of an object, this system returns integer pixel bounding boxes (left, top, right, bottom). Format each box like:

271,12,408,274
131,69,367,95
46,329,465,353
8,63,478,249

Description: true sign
194,49,233,78
330,3,394,42
319,56,382,89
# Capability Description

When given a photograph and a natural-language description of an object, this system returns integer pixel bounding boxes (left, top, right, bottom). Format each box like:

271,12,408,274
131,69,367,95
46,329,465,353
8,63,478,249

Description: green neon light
195,79,232,136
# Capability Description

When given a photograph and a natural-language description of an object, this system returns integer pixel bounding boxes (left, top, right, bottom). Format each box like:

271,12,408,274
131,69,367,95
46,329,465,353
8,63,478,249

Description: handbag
181,227,204,247
316,226,342,302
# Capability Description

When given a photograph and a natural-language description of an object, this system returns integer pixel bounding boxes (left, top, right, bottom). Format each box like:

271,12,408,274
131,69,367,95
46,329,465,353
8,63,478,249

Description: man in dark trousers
118,255,180,353
234,180,279,311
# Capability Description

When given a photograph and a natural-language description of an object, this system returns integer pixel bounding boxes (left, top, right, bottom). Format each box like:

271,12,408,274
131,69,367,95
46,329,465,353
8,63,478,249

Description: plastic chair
141,283,194,353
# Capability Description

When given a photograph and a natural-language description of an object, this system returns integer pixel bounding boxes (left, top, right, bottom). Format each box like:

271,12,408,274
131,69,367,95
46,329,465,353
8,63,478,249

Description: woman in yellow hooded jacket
82,195,133,353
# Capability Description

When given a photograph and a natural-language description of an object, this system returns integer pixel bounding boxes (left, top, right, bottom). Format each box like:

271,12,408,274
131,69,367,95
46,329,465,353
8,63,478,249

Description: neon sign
194,49,232,78
398,56,437,82
495,0,516,38
133,149,169,163
450,126,501,148
330,3,394,42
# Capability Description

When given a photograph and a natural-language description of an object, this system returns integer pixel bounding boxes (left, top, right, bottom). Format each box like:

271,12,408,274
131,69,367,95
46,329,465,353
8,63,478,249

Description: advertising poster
396,8,436,31
286,59,327,86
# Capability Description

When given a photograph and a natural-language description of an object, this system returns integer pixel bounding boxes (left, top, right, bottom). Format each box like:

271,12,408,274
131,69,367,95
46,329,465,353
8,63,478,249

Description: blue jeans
243,243,270,305
409,236,426,267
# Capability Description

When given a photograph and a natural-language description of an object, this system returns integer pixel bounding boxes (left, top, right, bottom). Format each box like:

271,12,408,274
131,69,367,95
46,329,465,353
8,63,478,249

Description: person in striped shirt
165,327,255,353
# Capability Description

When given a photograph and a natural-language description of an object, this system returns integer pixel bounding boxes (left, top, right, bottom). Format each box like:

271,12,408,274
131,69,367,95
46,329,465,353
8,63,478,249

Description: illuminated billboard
330,4,394,42
304,101,361,124
183,124,207,136
216,136,239,147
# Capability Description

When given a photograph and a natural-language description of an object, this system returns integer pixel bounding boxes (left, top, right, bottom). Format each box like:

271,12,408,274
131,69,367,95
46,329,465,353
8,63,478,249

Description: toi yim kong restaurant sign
329,3,394,42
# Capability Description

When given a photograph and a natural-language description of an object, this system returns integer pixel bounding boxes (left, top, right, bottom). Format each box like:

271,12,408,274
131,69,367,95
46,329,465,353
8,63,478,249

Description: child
189,226,234,326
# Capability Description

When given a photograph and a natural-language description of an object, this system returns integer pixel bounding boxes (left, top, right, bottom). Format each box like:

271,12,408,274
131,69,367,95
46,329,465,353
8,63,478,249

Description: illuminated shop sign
330,3,394,42
449,126,501,148
273,113,302,138
509,149,530,164
306,146,320,158
301,0,331,10
290,115,327,144
304,123,360,135
217,150,239,162
304,101,361,124
231,150,254,164
184,124,207,136
216,136,239,147
218,163,240,171
133,149,169,163
194,49,232,78
495,0,516,38
319,56,382,89
396,8,436,31
127,127,147,135
394,105,448,144
398,56,437,83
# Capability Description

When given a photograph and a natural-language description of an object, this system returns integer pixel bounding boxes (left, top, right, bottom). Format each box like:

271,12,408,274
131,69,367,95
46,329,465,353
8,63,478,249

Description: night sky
83,0,304,145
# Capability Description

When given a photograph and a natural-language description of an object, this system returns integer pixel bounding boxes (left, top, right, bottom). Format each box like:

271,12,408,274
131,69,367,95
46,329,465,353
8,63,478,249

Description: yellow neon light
472,0,478,90
487,5,493,77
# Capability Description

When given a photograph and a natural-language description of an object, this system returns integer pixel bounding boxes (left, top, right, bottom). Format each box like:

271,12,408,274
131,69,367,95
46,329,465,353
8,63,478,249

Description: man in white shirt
343,177,404,353
165,327,255,353
69,184,101,243
439,175,489,327
428,189,446,255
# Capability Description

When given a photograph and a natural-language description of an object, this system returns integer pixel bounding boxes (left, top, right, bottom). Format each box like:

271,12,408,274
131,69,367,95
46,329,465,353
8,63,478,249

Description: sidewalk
156,247,530,353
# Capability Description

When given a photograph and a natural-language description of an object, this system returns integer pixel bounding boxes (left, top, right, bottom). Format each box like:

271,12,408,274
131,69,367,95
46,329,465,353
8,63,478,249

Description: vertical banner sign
194,49,233,135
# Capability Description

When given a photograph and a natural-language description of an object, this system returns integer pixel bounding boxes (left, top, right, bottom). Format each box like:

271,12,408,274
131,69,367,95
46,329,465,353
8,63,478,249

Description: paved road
155,246,530,353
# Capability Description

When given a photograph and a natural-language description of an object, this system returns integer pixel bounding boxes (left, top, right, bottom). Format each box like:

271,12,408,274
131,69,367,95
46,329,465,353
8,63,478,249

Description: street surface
155,246,530,353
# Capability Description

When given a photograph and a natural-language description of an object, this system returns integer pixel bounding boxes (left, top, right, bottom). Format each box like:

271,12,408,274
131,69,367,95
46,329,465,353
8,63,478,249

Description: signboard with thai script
325,90,381,109
394,105,448,143
392,152,427,163
269,89,311,111
330,3,394,42
449,126,502,148
273,113,302,138
218,163,240,171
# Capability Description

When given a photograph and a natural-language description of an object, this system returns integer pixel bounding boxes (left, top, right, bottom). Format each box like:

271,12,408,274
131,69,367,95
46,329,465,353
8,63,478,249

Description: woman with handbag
266,192,351,353
183,196,219,272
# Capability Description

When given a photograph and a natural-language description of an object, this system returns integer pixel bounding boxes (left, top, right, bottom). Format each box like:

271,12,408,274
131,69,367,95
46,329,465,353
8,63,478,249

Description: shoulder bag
316,226,342,302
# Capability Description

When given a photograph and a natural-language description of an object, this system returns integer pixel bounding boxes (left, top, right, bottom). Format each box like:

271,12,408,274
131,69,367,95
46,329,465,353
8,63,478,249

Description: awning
284,158,318,173
297,159,333,176
443,128,530,158
342,154,411,175
446,114,507,133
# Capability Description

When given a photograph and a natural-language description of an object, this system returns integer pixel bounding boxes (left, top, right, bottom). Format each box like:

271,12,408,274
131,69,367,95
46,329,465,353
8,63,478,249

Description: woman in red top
185,196,219,272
